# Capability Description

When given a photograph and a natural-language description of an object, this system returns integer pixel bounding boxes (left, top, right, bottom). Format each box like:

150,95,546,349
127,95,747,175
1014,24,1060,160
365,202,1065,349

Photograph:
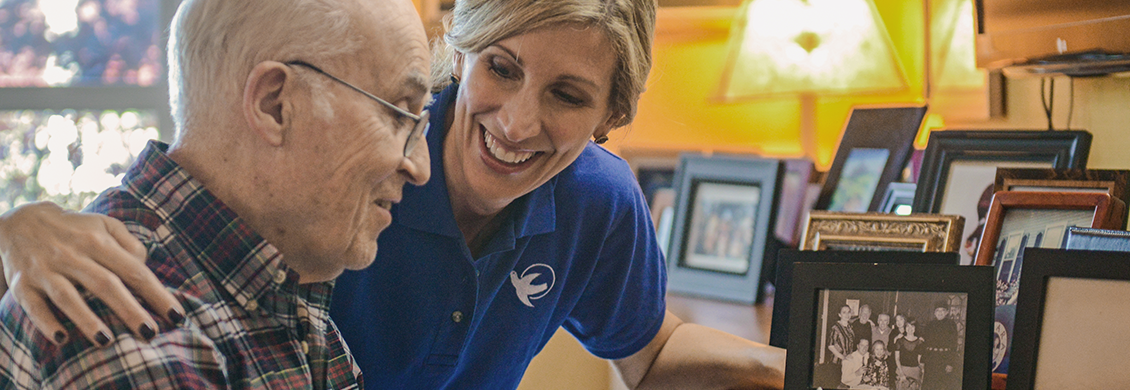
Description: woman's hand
0,202,183,346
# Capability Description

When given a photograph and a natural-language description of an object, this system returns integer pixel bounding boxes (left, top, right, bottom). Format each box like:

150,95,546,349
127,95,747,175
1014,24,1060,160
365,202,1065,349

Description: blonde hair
167,0,362,137
431,0,656,129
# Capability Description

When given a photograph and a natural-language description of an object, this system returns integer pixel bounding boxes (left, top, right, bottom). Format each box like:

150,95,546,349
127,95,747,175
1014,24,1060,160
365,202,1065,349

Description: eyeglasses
285,60,430,158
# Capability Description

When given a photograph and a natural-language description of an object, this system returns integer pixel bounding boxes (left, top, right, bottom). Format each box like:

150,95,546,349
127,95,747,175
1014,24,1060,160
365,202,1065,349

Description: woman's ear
243,61,292,146
452,51,465,81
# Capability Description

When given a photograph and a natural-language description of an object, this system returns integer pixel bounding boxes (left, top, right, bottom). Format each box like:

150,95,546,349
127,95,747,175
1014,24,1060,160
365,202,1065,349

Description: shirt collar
123,141,329,310
395,83,557,241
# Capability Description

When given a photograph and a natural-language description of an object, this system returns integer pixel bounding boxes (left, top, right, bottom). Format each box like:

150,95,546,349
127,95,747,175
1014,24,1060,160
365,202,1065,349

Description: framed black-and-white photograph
911,130,1092,265
1006,248,1130,390
769,250,959,349
816,106,928,213
667,154,783,304
973,191,1126,380
786,262,993,390
1062,226,1130,252
879,182,917,215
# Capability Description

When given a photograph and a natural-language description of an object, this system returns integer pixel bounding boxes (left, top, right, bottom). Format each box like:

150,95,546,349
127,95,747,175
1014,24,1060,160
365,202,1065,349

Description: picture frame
994,168,1130,225
769,249,960,349
1005,248,1130,390
667,154,783,304
785,262,994,390
1061,226,1130,252
911,130,1092,265
816,105,928,213
775,158,817,246
798,211,965,252
879,182,918,215
972,191,1126,382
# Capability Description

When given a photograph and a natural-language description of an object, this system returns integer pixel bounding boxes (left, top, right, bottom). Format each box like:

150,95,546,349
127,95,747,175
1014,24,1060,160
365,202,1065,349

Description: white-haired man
0,0,429,387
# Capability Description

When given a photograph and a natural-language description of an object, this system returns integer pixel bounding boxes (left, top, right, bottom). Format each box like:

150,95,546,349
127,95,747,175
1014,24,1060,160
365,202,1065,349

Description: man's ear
243,62,292,146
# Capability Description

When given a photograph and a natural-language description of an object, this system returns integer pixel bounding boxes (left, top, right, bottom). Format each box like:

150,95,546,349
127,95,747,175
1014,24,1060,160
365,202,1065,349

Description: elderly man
0,0,429,387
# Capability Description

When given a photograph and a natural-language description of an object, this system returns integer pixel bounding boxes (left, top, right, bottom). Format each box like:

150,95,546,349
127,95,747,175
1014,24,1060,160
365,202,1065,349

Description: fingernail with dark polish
139,323,156,340
94,331,110,347
168,309,185,326
53,331,66,344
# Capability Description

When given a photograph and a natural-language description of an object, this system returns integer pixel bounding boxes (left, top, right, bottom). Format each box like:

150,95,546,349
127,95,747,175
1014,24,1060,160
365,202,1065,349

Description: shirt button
301,341,309,354
246,299,259,312
451,311,464,323
274,270,287,284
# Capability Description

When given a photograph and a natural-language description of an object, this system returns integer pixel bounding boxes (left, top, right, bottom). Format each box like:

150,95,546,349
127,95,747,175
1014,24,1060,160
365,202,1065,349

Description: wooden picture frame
994,168,1130,224
785,262,994,390
816,106,928,212
667,154,783,304
911,130,1092,265
1005,248,1130,390
799,211,965,252
769,250,959,349
973,191,1126,384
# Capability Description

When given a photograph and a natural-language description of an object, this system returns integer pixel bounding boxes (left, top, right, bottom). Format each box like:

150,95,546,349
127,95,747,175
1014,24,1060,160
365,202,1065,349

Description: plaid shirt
0,141,363,389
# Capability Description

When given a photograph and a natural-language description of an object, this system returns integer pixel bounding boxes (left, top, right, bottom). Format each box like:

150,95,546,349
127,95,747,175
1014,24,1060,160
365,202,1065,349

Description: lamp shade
717,0,907,100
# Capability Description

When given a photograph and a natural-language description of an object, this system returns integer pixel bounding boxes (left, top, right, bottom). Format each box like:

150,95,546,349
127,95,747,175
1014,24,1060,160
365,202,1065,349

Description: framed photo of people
769,250,960,349
911,130,1092,265
1005,248,1130,390
785,262,994,390
816,105,928,213
798,211,965,252
666,154,783,304
972,191,1127,382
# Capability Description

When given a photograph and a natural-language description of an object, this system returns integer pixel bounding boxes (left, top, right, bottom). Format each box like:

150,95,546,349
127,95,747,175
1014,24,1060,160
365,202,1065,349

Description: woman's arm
829,344,845,361
0,202,183,345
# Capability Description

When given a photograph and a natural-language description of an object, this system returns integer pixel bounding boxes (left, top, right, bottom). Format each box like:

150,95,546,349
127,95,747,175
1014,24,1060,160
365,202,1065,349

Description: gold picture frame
799,211,965,252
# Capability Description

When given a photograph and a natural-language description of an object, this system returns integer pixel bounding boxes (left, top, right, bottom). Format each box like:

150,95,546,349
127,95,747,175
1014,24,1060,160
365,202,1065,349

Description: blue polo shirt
330,84,668,389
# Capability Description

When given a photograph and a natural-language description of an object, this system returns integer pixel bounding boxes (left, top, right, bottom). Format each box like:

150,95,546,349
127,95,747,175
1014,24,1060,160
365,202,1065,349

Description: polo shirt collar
395,83,557,241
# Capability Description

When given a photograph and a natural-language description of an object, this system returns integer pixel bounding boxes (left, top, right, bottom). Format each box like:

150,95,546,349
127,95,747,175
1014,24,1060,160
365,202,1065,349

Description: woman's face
873,342,887,356
906,323,916,336
445,23,617,214
895,315,906,327
839,305,852,321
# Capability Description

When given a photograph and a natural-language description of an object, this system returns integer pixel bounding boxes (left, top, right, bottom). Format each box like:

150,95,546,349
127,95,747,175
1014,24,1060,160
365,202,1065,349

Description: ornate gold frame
799,211,965,252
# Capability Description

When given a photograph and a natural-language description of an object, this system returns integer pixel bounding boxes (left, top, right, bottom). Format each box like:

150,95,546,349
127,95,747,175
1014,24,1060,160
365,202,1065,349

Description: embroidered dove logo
510,263,555,308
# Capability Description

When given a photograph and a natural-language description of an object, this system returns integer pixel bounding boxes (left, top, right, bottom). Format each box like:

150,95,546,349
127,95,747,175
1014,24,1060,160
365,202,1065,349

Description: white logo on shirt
509,263,555,308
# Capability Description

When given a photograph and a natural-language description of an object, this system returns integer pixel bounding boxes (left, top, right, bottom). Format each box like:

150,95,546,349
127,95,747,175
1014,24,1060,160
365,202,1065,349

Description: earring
450,73,460,84
594,135,609,144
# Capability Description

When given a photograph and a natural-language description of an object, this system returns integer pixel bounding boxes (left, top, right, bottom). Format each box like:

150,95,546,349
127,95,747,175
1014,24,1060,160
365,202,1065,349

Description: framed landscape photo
816,105,928,212
769,250,960,349
911,130,1092,265
972,191,1126,381
1006,248,1130,390
798,211,965,252
785,262,994,390
667,154,783,304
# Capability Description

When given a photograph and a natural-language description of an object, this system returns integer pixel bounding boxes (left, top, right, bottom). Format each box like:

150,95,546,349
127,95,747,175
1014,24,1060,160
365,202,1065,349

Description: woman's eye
554,90,584,106
489,60,517,80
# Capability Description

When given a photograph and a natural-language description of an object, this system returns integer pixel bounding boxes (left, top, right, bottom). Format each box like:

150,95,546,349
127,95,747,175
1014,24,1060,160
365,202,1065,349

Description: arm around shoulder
613,310,786,390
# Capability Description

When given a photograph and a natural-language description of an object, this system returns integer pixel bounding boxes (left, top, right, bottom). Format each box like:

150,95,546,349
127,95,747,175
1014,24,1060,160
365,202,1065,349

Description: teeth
483,131,534,164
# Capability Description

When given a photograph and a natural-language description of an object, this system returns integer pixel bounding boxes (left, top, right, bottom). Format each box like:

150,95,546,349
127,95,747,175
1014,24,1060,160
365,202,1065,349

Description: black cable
1040,78,1055,131
1065,77,1075,130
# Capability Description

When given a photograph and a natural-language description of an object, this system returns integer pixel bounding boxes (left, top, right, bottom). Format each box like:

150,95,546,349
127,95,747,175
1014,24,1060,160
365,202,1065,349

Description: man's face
859,306,871,321
280,0,431,281
877,314,890,329
857,339,870,354
935,307,948,320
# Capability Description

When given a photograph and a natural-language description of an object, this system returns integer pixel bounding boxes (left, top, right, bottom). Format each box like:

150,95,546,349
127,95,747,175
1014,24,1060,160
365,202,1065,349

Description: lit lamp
717,0,907,159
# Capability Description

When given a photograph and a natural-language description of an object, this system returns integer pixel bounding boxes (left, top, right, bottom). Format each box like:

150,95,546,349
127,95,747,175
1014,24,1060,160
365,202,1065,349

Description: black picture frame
1006,248,1130,390
815,105,927,212
1062,227,1130,252
769,249,960,349
667,154,783,304
785,262,994,390
911,130,1092,265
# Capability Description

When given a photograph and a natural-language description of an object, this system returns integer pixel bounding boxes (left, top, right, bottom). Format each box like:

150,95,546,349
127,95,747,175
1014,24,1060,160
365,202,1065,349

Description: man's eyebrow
402,71,429,99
